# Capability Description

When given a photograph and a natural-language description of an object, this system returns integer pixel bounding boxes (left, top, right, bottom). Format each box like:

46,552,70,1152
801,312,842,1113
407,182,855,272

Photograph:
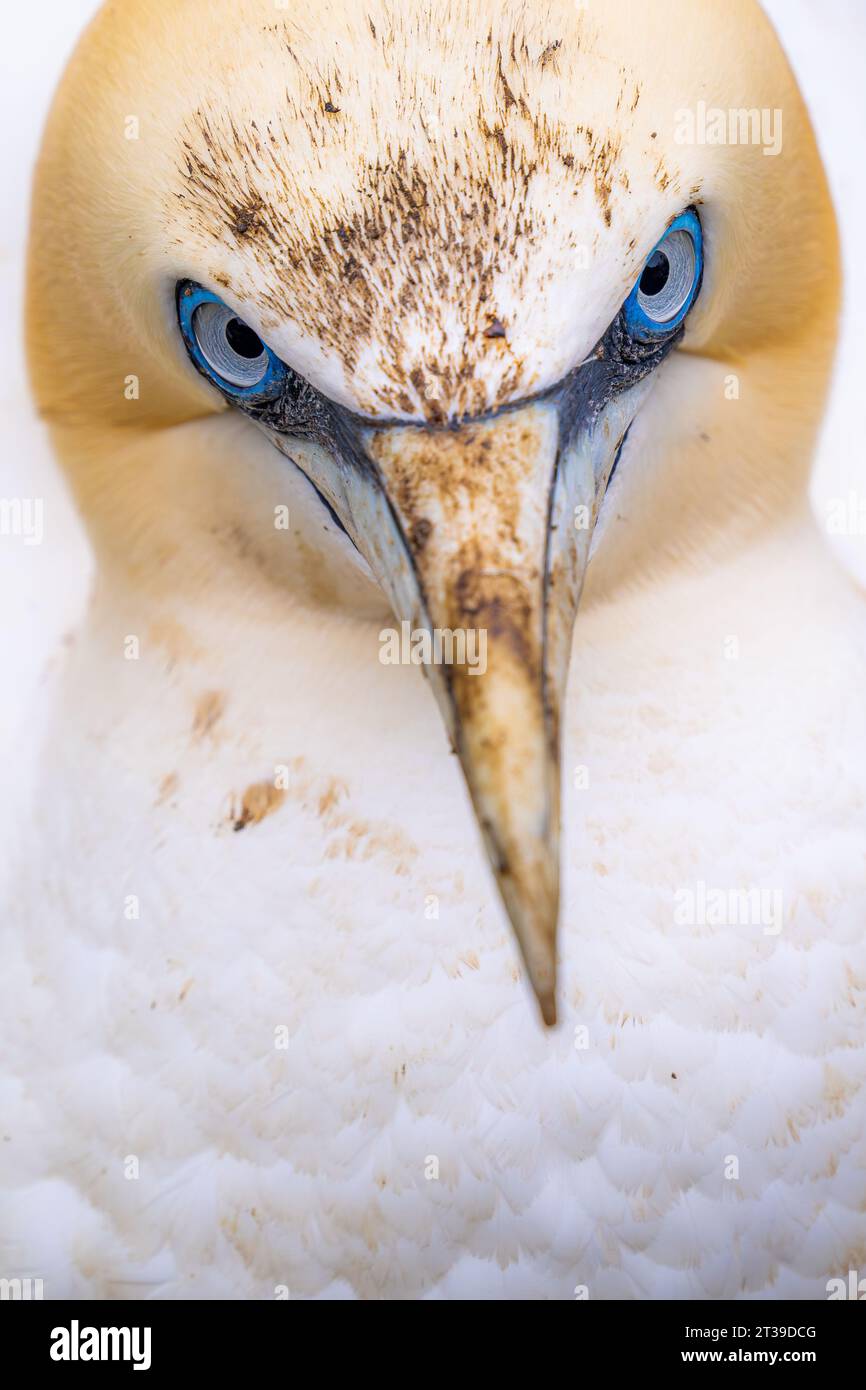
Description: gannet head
28,0,838,1023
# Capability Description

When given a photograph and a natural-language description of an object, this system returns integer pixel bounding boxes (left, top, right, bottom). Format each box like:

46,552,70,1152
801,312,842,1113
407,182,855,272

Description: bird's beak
266,366,652,1025
365,404,566,1022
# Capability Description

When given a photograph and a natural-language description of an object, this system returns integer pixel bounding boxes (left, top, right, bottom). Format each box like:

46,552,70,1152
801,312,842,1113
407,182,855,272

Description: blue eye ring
176,281,288,400
622,208,703,341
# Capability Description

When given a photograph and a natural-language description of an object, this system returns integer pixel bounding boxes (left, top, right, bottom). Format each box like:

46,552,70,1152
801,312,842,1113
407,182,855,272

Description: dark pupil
639,250,670,297
225,317,264,358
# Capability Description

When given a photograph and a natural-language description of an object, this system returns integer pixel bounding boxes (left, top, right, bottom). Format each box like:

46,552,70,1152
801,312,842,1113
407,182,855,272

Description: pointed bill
268,374,653,1024
366,404,567,1022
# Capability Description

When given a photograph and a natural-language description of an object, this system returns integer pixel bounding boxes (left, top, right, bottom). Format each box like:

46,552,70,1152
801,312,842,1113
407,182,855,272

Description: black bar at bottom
4,1295,861,1375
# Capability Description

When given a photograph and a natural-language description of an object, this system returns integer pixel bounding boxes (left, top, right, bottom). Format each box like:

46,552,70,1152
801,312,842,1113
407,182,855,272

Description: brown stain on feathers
231,780,286,831
177,116,537,419
192,690,226,743
149,617,204,669
223,758,417,872
155,771,180,806
168,14,660,420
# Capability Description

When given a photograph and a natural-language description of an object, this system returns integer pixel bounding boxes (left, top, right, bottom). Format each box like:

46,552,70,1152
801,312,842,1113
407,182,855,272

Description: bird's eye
176,282,287,398
193,302,268,387
622,208,703,340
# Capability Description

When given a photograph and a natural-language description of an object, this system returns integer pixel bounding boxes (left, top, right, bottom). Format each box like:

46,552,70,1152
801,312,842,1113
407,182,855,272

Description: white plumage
2,0,865,1299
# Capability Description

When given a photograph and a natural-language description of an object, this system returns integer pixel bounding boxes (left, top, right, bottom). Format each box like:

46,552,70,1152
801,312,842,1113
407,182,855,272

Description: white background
1,0,864,747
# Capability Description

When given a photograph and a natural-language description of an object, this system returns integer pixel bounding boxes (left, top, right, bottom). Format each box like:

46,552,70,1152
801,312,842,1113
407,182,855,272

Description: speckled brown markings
573,125,623,229
168,12,667,420
655,158,672,193
539,39,562,71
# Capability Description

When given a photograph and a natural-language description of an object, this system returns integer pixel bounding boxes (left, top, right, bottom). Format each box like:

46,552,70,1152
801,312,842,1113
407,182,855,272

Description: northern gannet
6,0,866,1298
